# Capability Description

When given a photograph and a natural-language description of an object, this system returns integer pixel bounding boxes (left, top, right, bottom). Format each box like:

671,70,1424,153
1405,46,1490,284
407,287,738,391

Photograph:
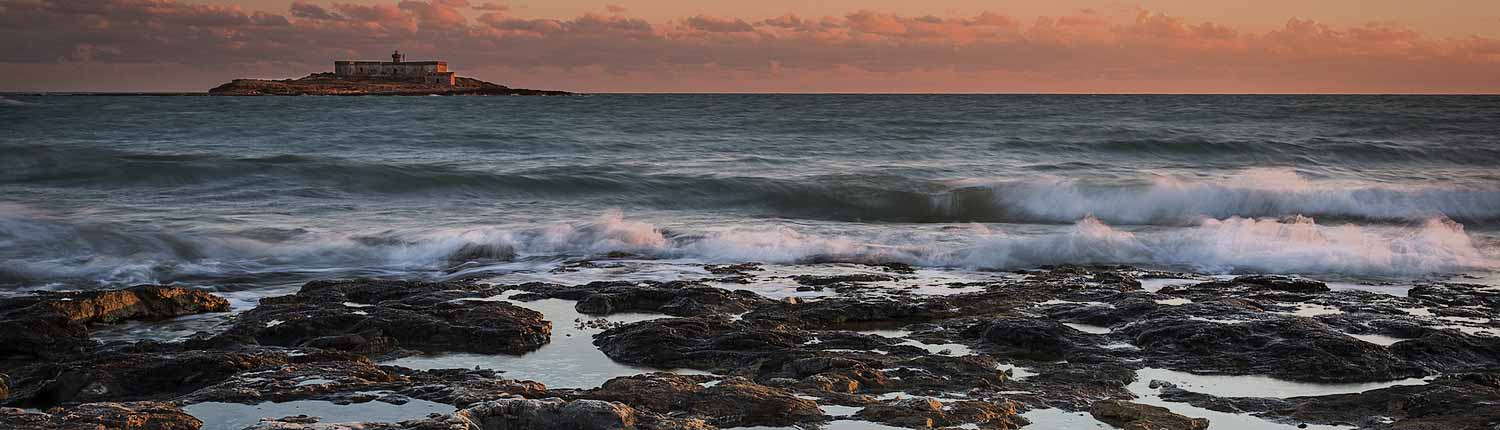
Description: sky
2,0,1498,93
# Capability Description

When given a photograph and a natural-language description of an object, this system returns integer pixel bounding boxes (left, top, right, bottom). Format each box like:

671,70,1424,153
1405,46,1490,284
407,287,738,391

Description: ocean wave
1,209,1493,287
5,146,1498,226
0,96,41,107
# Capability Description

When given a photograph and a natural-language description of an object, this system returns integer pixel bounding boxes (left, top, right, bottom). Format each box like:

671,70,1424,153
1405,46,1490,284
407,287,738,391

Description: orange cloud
1,0,1497,93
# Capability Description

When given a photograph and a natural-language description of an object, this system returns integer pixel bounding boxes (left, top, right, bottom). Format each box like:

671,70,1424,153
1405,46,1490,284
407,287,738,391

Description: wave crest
1,208,1492,287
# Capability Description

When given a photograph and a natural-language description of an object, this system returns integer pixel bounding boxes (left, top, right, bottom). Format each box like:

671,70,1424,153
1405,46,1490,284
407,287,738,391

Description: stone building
334,51,456,86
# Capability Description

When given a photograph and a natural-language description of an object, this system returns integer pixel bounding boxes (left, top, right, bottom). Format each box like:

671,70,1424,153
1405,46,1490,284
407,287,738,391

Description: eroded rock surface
4,266,1497,430
210,279,549,355
0,401,202,430
0,285,229,360
1089,400,1209,430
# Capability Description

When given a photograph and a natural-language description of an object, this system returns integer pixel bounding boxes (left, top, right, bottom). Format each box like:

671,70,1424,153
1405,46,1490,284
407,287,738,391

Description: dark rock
579,374,821,427
2,347,320,407
211,280,548,355
1224,275,1331,293
791,273,899,286
547,282,771,317
178,355,402,404
974,317,1098,361
857,397,946,427
456,398,637,430
0,285,229,360
1389,330,1500,374
0,401,202,430
594,317,808,371
209,73,571,96
1089,400,1209,430
1409,283,1500,308
1121,317,1425,382
447,243,516,264
394,369,547,407
704,263,762,275
1158,372,1500,429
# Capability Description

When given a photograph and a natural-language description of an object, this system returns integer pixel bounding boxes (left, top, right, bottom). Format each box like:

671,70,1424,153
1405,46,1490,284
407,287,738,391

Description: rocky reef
2,266,1499,429
207,73,571,96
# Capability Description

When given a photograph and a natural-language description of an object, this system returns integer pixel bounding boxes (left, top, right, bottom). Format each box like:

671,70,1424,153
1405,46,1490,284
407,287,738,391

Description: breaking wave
2,208,1493,287
5,145,1498,226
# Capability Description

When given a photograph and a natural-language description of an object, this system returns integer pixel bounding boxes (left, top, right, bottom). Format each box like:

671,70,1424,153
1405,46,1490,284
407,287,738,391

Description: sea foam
1,207,1492,287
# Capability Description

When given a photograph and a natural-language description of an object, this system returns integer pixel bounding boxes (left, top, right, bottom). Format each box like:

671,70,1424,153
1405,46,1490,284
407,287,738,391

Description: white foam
959,168,1500,225
3,206,1496,287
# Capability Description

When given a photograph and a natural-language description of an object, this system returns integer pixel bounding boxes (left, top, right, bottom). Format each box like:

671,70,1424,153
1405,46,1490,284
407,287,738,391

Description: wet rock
447,243,517,264
867,262,917,275
3,347,301,407
1121,317,1425,382
704,263,762,275
526,282,771,317
594,317,809,371
243,416,469,430
766,356,891,393
0,285,229,360
1025,363,1137,406
1222,275,1330,293
1409,283,1500,308
395,368,547,407
178,355,402,404
1160,372,1500,429
1089,400,1208,430
1388,330,1500,374
857,397,945,427
791,273,899,286
856,397,1027,428
456,398,637,430
212,280,548,355
0,401,202,430
579,374,821,427
973,317,1098,361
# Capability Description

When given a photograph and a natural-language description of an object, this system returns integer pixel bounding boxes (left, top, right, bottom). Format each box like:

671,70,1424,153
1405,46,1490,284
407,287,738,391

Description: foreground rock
1089,400,1208,430
514,280,772,318
0,285,229,360
5,266,1498,430
1159,372,1500,429
3,346,346,407
1120,313,1426,382
457,398,638,430
209,279,550,355
0,401,201,430
576,374,821,427
208,73,571,96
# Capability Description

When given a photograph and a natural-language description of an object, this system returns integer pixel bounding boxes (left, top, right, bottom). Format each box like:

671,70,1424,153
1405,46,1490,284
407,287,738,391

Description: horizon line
6,91,1500,96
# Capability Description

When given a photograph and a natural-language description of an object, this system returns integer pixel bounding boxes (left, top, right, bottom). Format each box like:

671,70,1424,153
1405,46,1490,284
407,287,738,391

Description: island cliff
208,73,571,96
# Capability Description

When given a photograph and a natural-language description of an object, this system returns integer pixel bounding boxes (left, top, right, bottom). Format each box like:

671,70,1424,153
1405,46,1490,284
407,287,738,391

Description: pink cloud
472,2,508,12
0,0,1497,93
684,15,754,33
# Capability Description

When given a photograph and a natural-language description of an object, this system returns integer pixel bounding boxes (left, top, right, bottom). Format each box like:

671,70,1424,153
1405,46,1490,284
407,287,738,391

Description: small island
209,50,571,96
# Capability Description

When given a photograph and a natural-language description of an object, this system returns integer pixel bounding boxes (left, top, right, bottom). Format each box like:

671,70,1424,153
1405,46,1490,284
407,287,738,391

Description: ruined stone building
334,51,456,86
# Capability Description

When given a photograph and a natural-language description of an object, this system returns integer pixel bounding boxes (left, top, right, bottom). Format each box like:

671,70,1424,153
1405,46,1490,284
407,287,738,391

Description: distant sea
2,94,1498,294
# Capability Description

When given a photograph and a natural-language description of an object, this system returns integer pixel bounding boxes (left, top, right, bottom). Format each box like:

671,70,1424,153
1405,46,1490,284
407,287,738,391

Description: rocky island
208,51,570,96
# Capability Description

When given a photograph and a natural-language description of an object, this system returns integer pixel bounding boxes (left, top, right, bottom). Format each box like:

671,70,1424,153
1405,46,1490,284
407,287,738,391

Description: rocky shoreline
2,265,1498,429
207,73,572,96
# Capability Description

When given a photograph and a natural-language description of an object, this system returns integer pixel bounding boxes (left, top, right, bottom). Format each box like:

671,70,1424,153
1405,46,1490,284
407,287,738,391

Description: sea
3,94,1499,298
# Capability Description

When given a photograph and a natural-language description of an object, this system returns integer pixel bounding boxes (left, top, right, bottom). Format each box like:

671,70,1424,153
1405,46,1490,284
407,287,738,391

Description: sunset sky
3,0,1498,93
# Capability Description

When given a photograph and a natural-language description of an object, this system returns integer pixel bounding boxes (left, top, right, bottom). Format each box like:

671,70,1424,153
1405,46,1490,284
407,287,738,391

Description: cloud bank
1,0,1498,92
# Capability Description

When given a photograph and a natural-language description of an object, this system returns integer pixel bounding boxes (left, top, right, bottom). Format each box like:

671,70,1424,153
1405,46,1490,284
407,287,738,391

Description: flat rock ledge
0,285,229,360
1,267,1498,430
